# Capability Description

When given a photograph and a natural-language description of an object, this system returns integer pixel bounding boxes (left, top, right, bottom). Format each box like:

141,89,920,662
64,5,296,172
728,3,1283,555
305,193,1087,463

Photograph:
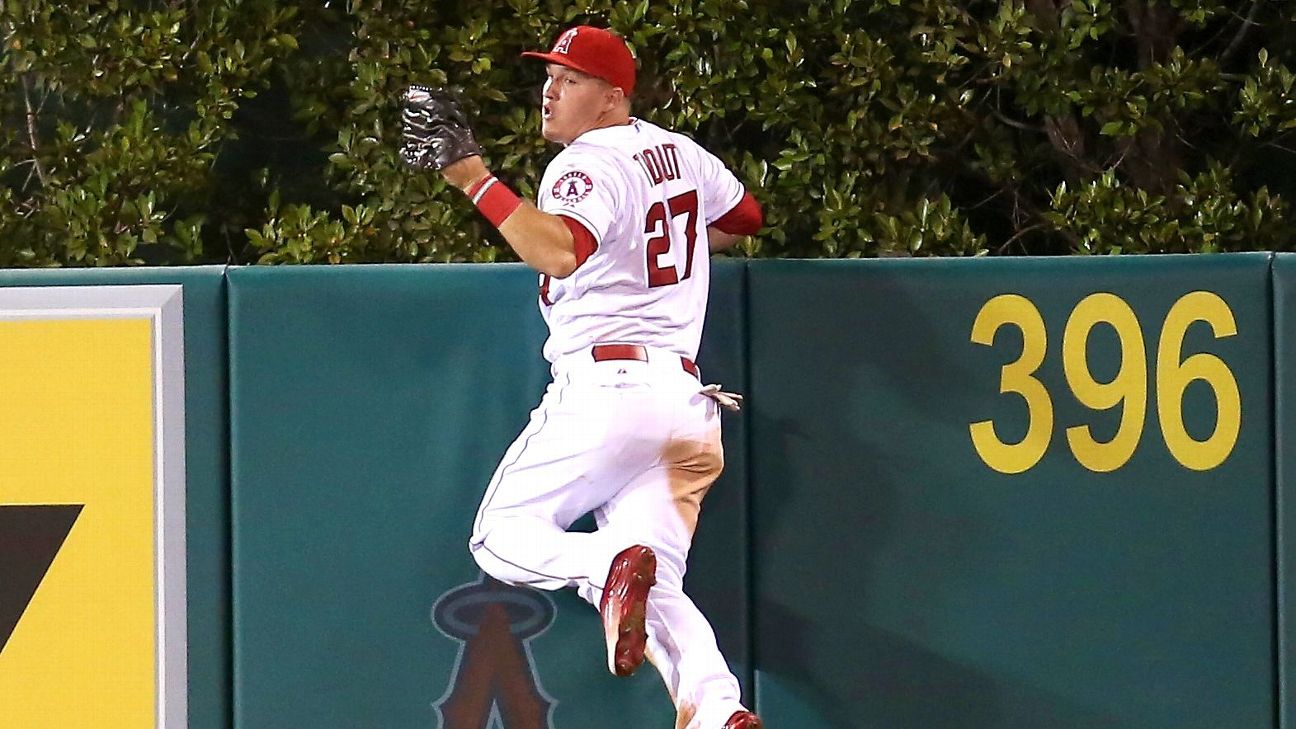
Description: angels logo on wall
432,575,557,729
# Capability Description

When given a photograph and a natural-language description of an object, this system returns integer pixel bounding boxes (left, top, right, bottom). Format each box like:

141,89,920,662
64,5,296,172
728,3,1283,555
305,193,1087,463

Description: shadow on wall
749,266,1121,728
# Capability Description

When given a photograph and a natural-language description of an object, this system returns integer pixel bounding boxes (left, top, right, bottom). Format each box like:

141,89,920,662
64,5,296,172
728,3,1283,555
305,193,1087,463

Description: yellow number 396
969,292,1241,474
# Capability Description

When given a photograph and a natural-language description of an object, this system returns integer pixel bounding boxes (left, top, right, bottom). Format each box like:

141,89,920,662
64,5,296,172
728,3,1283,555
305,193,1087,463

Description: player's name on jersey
633,143,683,187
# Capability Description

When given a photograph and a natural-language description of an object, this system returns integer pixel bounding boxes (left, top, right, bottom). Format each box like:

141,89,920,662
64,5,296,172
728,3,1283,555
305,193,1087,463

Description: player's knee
469,505,505,546
469,534,512,583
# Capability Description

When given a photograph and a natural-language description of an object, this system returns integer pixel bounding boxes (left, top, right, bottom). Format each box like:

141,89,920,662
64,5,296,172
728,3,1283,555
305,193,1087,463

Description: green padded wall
1276,253,1296,729
748,255,1274,729
228,262,750,728
0,266,230,729
5,253,1288,729
688,259,753,698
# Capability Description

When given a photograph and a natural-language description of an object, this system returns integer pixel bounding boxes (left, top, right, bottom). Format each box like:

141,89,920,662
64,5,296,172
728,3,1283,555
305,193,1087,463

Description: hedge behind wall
3,0,1296,266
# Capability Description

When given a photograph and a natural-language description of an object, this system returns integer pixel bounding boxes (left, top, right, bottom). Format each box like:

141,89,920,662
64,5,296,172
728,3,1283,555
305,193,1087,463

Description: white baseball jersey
534,118,746,364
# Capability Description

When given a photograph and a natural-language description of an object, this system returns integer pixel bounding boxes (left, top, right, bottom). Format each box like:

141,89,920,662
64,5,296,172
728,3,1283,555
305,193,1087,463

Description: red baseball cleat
600,544,656,676
723,710,763,729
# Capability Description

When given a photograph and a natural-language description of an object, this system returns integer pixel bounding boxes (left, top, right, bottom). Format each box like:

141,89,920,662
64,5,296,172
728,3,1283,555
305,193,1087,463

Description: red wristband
466,175,523,228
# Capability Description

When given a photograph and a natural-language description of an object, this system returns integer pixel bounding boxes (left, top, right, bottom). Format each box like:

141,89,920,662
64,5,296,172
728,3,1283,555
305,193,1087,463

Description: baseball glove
400,85,483,171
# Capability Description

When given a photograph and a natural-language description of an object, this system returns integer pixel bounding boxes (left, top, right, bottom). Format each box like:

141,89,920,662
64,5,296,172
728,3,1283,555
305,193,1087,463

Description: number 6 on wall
1157,291,1241,471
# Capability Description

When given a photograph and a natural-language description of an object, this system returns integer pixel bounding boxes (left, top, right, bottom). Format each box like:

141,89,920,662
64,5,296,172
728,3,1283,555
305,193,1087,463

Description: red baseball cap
521,26,637,96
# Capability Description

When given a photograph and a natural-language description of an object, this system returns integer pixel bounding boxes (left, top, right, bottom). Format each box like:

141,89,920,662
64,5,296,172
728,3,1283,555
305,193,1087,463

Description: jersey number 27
645,190,699,288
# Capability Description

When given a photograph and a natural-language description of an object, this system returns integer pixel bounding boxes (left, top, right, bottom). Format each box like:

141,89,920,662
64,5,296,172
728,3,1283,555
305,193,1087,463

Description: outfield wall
0,254,1291,728
749,256,1273,728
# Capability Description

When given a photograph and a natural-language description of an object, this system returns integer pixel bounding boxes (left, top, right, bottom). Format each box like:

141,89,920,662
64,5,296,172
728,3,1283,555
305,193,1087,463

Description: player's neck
567,113,632,145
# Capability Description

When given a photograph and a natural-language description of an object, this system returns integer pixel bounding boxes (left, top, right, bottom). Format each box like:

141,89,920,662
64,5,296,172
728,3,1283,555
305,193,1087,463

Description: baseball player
400,25,764,729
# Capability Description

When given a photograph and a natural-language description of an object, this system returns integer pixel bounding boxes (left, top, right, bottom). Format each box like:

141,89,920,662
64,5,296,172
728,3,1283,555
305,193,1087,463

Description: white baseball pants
469,345,747,729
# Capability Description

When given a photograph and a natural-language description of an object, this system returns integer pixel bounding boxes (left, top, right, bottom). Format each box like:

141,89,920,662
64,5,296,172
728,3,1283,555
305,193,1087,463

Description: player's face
541,64,618,145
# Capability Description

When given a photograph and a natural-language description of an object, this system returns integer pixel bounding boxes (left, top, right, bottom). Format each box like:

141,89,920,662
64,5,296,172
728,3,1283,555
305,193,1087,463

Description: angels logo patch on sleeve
552,171,594,203
538,156,614,243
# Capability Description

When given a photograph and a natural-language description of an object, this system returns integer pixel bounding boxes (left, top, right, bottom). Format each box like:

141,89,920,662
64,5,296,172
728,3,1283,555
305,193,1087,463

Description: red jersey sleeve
711,191,763,235
558,215,599,268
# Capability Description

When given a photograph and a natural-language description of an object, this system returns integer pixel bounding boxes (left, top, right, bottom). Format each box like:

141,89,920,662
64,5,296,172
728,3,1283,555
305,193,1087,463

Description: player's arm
707,228,744,252
399,86,581,279
498,201,580,278
438,156,580,278
694,141,763,253
707,190,764,252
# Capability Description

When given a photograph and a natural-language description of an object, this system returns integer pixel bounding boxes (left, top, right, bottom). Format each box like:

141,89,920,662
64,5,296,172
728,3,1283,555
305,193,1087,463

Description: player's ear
606,85,627,112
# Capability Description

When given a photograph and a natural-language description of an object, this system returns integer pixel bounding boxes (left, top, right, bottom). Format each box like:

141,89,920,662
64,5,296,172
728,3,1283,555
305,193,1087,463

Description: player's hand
440,156,491,191
400,85,484,172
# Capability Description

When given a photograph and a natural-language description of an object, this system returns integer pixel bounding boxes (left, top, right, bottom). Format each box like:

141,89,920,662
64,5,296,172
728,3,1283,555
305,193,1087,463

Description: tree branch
992,108,1044,133
1125,0,1183,68
1262,139,1296,157
1220,0,1264,66
997,221,1050,254
20,74,49,189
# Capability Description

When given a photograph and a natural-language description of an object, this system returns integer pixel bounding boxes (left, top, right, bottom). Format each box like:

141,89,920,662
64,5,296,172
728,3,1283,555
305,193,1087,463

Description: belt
591,344,699,379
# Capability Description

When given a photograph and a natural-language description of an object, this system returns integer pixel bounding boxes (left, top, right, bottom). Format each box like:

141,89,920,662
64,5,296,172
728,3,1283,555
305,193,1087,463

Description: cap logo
553,28,577,55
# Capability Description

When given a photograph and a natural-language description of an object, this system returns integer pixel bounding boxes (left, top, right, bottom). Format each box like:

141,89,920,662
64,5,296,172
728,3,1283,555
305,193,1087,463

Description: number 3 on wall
969,291,1241,474
969,295,1053,475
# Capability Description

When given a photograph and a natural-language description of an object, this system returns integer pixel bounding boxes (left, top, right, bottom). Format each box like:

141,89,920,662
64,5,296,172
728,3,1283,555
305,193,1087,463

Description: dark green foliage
2,0,1294,265
0,0,298,265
